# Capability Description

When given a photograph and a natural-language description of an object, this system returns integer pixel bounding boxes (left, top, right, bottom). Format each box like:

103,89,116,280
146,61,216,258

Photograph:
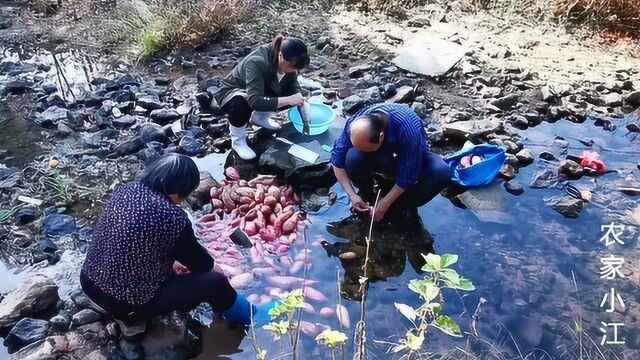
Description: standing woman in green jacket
215,35,310,160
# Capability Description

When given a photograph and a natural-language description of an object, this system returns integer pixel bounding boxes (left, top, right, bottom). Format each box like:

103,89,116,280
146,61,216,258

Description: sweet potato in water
267,185,281,199
211,199,224,209
260,204,272,217
263,195,277,207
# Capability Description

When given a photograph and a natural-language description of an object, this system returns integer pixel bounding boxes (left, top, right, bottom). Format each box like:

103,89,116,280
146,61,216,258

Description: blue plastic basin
287,103,336,136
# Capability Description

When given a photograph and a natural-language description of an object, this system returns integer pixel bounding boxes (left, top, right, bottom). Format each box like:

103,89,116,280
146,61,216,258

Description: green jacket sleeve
245,60,279,111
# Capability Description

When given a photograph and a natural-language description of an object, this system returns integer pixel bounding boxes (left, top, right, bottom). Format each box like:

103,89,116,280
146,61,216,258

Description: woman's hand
173,261,189,275
287,93,305,106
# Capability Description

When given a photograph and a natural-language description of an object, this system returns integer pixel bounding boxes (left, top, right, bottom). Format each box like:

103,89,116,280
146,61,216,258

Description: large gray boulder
0,275,59,329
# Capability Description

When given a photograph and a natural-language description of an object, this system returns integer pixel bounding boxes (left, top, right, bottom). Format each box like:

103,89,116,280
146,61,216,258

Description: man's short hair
360,112,385,144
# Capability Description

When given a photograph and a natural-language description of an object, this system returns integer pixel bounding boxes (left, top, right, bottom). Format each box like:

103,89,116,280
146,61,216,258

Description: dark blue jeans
345,148,451,211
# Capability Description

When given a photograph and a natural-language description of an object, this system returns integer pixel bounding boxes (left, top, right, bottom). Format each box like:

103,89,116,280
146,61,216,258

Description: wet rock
140,123,168,144
442,118,502,140
43,214,76,236
137,94,162,111
490,94,519,110
411,102,428,121
3,318,50,353
10,336,67,360
407,17,431,27
112,115,136,129
462,62,480,75
93,103,113,129
178,136,202,156
50,311,71,331
57,121,74,136
0,18,12,30
16,208,37,225
72,309,102,328
539,151,557,161
46,94,66,108
386,86,414,103
553,137,569,148
139,148,162,166
558,160,583,179
82,129,119,148
348,64,371,78
511,115,528,129
546,196,583,218
82,91,106,107
70,289,103,314
540,86,555,102
355,86,381,103
150,108,180,124
0,275,58,329
481,87,502,98
6,80,33,94
36,239,58,253
316,36,331,49
41,83,57,94
515,149,533,165
426,126,444,144
499,164,515,180
113,138,145,157
117,74,140,88
66,110,88,130
342,95,367,114
383,83,397,98
503,140,520,154
195,92,212,109
504,181,524,195
36,106,68,127
529,169,558,189
602,93,623,107
625,91,640,107
627,123,640,133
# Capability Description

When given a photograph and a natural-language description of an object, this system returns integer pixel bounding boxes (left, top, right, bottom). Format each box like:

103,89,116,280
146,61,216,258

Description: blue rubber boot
222,296,280,326
252,300,279,326
221,294,254,326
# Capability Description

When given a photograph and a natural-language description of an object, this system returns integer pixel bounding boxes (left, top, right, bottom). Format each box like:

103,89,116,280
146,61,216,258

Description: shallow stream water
193,116,640,359
1,44,639,359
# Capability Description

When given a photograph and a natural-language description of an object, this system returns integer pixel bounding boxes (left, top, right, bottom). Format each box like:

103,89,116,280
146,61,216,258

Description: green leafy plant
0,207,17,223
252,289,306,359
316,329,348,360
40,173,72,203
390,253,475,357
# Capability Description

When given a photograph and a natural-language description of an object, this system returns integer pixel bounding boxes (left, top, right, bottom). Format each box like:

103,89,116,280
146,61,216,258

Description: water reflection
324,214,434,301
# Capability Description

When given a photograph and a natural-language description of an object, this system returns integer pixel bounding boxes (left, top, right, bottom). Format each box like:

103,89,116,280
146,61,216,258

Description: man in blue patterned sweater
331,103,452,221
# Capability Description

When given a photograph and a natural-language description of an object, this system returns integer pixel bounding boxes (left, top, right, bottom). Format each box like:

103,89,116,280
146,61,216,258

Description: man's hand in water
373,199,390,222
350,194,370,213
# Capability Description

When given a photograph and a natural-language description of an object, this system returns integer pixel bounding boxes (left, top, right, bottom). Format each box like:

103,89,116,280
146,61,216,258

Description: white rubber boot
229,125,256,160
250,111,280,131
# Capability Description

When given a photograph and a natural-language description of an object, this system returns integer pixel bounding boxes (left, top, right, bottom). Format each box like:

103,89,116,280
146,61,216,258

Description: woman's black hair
363,113,386,144
272,35,309,70
139,153,200,198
